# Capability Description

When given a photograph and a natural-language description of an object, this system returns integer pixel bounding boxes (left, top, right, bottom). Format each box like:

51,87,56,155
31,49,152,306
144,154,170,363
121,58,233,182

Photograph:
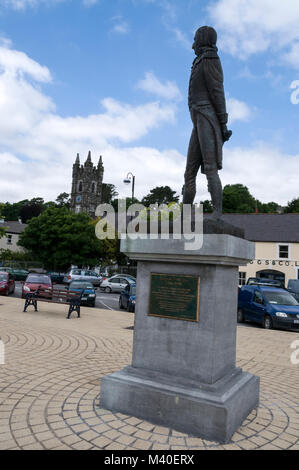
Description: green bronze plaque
148,273,200,322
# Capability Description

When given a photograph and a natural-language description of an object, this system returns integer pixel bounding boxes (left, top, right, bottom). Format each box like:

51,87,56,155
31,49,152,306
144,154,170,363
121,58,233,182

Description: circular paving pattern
0,318,298,450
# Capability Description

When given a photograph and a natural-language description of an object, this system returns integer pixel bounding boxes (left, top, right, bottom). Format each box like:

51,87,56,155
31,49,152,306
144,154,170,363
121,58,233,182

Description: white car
100,275,135,293
63,268,102,286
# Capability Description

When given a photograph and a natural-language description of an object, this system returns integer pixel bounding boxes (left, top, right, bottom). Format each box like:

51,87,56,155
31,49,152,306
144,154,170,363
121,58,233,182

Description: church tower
70,151,104,218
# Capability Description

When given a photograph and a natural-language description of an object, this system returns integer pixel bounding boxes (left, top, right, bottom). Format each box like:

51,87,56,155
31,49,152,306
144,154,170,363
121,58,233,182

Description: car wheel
105,286,112,293
237,308,244,323
263,315,273,330
119,298,124,309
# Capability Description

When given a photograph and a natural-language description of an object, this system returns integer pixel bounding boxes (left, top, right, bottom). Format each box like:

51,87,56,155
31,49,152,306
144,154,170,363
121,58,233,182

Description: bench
23,286,84,319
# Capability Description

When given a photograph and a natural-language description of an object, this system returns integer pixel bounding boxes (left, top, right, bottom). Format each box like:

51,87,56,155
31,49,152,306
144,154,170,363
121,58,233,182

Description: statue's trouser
183,121,223,216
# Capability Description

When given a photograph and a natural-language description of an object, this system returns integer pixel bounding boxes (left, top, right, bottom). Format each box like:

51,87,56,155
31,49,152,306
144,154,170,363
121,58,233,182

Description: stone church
70,151,104,218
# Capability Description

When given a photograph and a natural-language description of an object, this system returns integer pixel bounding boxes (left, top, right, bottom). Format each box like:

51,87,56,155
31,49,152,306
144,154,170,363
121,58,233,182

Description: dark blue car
69,281,96,307
119,283,136,312
238,285,299,330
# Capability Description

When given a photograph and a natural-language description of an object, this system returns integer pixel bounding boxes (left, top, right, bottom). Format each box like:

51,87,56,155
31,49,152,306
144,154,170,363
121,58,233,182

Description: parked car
287,279,299,302
246,277,284,288
100,275,135,293
63,269,102,286
0,267,30,281
119,283,136,312
0,271,15,296
22,273,53,299
69,281,96,307
100,273,136,284
238,285,299,330
47,272,65,284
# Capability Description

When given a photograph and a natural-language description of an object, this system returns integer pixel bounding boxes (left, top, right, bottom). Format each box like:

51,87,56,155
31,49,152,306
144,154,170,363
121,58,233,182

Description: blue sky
0,0,299,205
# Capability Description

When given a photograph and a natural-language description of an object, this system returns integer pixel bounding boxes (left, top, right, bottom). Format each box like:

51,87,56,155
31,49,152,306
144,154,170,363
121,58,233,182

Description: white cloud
220,145,299,205
110,16,130,35
0,46,51,82
227,98,252,124
137,72,182,101
208,0,299,68
192,144,299,206
0,41,180,203
0,40,297,207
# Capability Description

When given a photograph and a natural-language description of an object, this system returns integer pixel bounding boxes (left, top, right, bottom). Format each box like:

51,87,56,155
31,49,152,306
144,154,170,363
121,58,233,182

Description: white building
0,220,27,253
219,214,299,287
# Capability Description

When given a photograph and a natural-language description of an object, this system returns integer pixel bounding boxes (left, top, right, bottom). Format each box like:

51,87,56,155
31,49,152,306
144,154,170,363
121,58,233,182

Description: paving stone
0,297,297,451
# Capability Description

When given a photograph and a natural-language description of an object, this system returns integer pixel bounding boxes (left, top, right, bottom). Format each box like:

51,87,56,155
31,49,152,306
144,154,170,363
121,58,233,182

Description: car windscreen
26,275,51,284
0,273,8,281
263,291,299,306
70,282,93,289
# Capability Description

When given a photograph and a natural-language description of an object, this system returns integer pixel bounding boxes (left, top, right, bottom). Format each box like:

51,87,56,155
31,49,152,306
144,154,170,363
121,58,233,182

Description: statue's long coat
188,48,227,174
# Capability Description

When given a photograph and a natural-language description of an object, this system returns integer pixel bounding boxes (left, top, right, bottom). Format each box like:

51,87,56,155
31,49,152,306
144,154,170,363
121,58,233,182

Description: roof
0,220,27,234
242,285,285,292
215,214,299,243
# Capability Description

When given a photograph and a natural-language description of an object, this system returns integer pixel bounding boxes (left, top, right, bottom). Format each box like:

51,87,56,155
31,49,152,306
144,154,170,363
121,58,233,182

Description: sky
0,0,299,206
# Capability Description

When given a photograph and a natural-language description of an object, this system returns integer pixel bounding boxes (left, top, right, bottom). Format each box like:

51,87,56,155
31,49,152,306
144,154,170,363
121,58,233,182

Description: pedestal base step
100,366,259,444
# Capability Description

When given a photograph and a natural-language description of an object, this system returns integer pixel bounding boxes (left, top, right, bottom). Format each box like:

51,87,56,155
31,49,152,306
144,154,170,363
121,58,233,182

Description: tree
19,202,44,223
201,200,213,213
18,207,102,271
222,184,256,213
0,205,7,239
284,198,299,213
102,183,118,204
55,192,70,208
141,186,180,207
111,197,141,213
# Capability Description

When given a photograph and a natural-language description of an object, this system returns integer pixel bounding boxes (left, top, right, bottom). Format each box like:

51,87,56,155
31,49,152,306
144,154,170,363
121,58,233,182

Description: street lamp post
123,172,135,200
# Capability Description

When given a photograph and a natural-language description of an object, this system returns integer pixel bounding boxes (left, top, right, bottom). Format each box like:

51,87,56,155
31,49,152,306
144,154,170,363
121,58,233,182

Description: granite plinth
99,234,259,442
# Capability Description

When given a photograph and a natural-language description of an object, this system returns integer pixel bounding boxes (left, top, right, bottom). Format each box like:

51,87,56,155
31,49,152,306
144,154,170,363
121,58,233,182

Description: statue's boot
207,172,223,220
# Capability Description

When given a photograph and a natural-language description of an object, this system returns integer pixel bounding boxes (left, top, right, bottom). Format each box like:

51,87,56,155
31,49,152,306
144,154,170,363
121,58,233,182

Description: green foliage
18,207,102,271
102,183,119,204
223,184,256,213
55,192,70,208
201,200,213,213
141,186,180,207
111,197,140,212
222,184,281,214
284,198,299,213
0,249,33,262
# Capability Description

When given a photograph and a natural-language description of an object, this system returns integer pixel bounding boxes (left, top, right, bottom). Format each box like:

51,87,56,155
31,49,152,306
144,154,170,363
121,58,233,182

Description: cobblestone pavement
0,297,298,450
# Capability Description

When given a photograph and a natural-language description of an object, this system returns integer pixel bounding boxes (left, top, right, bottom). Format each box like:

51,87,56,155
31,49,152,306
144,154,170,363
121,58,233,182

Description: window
91,182,96,193
78,181,83,192
253,290,264,304
279,244,289,259
239,272,246,286
7,234,12,245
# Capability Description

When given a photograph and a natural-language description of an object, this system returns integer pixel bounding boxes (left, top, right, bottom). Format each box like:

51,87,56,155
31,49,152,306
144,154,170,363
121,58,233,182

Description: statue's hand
221,124,232,142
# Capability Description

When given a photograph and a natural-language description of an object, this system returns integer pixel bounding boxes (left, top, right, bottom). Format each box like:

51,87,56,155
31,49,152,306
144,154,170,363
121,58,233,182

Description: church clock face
76,195,82,203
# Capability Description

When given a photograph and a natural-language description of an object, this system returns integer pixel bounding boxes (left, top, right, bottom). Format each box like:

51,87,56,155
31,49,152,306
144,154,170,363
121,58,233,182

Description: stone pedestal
100,235,260,443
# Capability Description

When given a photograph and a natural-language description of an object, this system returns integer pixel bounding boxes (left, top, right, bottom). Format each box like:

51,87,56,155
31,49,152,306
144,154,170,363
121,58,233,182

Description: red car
0,271,15,296
22,273,53,299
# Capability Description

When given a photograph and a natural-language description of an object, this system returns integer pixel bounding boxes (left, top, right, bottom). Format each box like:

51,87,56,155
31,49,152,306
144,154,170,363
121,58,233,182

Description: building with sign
70,151,104,218
219,214,299,287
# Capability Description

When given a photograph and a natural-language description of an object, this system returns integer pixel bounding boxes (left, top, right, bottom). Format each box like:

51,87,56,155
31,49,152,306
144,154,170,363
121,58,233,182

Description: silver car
63,268,102,286
100,275,135,293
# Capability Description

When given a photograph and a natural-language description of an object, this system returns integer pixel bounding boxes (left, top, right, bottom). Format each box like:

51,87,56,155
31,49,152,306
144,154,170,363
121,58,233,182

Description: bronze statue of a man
183,26,232,218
